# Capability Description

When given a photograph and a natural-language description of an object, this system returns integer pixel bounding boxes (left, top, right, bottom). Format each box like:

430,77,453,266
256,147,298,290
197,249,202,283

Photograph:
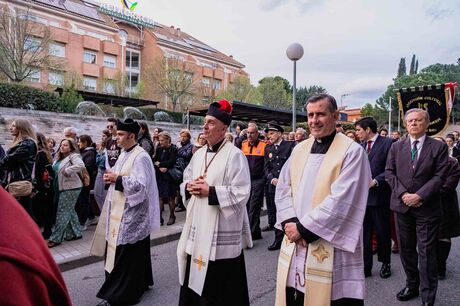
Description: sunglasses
107,125,114,129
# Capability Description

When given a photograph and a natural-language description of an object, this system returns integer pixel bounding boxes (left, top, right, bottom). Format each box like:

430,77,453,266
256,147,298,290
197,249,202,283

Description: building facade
2,0,247,111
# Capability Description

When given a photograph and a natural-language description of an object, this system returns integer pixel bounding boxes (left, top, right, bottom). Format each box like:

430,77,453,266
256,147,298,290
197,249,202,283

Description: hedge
0,82,60,111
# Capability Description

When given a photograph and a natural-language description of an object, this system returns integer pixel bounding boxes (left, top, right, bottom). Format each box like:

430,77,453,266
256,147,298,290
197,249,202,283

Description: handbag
168,157,186,182
7,180,33,197
69,156,91,187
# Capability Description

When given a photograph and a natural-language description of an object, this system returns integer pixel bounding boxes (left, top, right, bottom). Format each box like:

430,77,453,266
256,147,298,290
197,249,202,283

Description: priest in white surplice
275,94,371,306
90,118,160,306
177,100,252,306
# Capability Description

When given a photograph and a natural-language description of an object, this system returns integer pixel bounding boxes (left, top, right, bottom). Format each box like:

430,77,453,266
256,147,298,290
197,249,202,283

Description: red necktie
367,140,372,154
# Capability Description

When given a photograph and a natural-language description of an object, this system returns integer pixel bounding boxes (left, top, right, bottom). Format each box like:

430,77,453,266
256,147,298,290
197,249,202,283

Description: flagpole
388,96,392,135
397,105,401,132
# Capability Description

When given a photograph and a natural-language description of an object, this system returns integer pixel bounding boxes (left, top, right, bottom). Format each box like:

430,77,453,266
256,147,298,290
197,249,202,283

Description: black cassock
97,236,153,305
179,251,250,306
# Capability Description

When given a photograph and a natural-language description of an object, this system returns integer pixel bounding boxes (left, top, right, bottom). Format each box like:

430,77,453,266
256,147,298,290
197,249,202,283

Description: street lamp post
286,43,304,130
340,93,350,108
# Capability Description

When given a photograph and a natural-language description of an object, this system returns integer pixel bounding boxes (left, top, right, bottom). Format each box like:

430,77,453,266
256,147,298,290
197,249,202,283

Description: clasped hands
103,170,119,184
284,222,308,247
186,176,209,198
402,192,422,208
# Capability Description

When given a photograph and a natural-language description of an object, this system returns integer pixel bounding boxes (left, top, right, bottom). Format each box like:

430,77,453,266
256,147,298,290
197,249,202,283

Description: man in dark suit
385,108,449,306
355,117,393,279
263,121,294,250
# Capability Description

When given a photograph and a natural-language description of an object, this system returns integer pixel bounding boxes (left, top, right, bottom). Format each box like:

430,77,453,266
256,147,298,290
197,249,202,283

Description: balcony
50,27,68,44
100,66,118,80
102,41,119,56
82,63,100,77
214,69,224,80
202,67,213,78
126,35,144,47
83,35,100,51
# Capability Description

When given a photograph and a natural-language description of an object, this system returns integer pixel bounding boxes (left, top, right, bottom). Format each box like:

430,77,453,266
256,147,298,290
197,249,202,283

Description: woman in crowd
138,122,155,158
0,119,37,220
445,134,460,162
76,135,98,230
32,132,55,239
225,132,234,143
47,138,85,248
151,127,163,159
434,136,460,279
192,132,207,154
47,137,57,160
345,130,358,142
153,132,178,225
94,129,111,211
174,129,194,212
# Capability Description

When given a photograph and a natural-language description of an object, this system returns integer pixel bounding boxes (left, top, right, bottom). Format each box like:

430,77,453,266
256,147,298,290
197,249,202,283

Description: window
213,79,221,90
83,50,97,64
126,50,140,70
103,54,116,68
125,72,139,94
24,37,41,52
119,29,128,39
103,81,116,94
83,77,97,91
202,77,210,87
49,42,65,57
26,70,41,83
48,71,64,85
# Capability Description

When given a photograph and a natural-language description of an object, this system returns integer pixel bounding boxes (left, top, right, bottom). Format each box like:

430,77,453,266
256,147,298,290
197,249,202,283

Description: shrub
0,82,60,111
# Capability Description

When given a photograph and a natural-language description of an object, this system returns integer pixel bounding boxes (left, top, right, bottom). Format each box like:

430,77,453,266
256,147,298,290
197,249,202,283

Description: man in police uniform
242,124,267,240
263,121,295,250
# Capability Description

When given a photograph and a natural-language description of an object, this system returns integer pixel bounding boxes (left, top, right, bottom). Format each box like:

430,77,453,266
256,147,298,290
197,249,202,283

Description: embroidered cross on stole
275,133,354,306
89,145,144,273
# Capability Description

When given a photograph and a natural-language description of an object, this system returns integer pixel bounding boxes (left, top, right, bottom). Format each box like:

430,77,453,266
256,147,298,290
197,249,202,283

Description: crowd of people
1,94,459,306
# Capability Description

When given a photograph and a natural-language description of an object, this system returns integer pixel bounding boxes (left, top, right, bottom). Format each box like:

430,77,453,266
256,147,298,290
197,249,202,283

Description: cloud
259,0,323,12
425,6,454,20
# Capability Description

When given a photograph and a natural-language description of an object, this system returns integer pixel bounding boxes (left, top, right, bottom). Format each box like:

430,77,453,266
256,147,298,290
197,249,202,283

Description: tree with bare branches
145,57,197,111
0,5,58,82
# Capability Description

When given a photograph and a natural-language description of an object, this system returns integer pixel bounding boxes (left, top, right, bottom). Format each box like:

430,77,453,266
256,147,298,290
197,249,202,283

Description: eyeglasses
107,125,114,129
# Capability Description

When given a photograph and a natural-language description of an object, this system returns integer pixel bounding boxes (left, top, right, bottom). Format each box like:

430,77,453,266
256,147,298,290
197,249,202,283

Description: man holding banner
275,94,371,306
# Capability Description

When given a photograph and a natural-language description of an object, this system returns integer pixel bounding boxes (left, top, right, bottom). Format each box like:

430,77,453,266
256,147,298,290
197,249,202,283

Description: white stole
177,141,233,295
275,133,353,306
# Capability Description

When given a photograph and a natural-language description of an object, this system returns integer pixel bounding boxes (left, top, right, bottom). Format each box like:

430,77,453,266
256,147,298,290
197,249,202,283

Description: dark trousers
363,206,391,272
397,211,441,304
285,287,364,306
246,177,266,237
268,190,284,244
75,186,94,225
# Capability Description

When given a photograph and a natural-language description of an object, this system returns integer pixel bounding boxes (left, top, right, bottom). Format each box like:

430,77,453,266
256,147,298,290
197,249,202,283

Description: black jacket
177,140,193,166
0,138,37,186
138,135,155,158
264,140,295,191
81,147,97,188
439,157,460,238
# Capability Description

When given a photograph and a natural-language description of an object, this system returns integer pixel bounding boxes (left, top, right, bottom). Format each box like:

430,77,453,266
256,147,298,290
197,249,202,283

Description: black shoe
160,217,164,226
396,287,419,301
175,206,186,212
167,216,176,225
364,269,372,277
252,233,262,240
64,236,83,241
96,300,110,306
420,303,434,306
268,241,281,251
261,225,274,232
380,263,391,279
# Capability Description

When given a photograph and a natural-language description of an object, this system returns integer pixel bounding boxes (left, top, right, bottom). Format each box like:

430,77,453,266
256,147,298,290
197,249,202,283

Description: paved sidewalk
50,210,187,271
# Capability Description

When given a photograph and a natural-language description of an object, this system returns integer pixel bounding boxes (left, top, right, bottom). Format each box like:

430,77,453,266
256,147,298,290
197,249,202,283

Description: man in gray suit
386,108,449,306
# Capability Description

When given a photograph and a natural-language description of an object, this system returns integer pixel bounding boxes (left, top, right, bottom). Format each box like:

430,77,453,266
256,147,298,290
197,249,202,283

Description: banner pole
388,96,392,135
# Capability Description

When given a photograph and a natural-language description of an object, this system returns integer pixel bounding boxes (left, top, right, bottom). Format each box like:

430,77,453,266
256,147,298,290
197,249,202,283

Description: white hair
64,127,78,135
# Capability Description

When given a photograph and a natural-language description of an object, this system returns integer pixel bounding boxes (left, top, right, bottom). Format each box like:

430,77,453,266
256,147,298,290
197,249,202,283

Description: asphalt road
63,217,460,306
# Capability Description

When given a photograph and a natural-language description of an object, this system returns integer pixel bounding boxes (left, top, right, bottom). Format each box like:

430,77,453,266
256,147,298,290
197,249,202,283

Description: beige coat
54,153,85,191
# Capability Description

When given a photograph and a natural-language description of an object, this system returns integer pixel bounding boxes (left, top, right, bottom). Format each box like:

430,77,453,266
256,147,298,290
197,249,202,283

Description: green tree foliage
397,58,406,78
257,77,292,110
0,82,60,111
409,54,416,75
59,84,83,113
296,85,327,111
258,76,291,94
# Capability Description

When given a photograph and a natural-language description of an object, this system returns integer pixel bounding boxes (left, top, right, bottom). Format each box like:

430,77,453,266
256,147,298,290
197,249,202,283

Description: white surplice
275,142,371,300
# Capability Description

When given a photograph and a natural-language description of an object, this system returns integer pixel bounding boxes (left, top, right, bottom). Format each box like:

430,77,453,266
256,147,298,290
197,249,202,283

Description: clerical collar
312,131,336,154
125,143,138,153
207,138,225,152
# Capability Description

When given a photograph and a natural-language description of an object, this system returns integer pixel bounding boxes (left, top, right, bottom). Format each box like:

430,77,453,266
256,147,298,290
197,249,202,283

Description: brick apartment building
2,0,248,111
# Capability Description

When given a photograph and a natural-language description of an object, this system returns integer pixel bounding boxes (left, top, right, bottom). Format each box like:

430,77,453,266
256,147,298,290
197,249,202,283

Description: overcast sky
98,0,459,108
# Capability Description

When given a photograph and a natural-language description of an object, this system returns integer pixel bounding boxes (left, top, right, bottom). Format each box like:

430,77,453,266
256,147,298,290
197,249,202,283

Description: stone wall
0,107,202,148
